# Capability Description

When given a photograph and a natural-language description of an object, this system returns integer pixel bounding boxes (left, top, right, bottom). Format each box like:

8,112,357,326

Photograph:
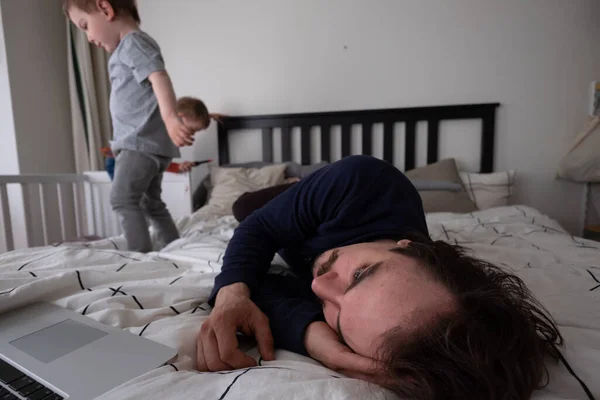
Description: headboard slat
262,128,273,163
427,119,440,165
481,108,497,173
404,120,416,171
341,125,351,158
281,127,292,162
361,123,371,156
383,121,394,164
301,126,311,165
321,125,331,162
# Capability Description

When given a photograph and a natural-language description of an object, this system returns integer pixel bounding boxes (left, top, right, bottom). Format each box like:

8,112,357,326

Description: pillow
205,164,287,215
193,162,275,211
459,170,516,210
404,159,477,213
285,161,329,179
409,179,462,192
192,161,330,211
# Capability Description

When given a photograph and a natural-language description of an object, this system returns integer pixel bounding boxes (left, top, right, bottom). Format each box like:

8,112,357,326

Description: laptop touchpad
10,319,108,363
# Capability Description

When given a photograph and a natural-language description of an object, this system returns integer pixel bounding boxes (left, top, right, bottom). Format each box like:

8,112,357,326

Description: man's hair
176,97,211,128
377,233,563,400
62,0,141,24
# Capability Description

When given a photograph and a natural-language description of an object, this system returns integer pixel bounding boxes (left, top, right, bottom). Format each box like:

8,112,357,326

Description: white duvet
0,205,598,400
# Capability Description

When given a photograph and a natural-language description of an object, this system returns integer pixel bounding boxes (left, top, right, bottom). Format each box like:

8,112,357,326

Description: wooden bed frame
217,103,500,173
0,103,500,252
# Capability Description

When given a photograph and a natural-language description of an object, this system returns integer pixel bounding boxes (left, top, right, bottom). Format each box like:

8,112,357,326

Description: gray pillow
405,158,477,213
284,161,329,179
409,179,462,192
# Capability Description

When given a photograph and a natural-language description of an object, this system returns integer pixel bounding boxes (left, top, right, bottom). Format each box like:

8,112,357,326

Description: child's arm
149,71,194,147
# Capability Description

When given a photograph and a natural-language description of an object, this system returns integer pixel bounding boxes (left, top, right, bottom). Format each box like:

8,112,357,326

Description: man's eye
353,267,367,282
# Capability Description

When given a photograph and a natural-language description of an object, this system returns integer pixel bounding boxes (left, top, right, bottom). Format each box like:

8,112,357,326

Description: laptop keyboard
0,359,63,400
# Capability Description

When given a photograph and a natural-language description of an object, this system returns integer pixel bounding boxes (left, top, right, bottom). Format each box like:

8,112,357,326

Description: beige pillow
206,164,287,215
405,159,477,213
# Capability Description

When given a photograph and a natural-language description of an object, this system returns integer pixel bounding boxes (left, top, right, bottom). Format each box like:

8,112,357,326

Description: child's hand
166,114,195,147
209,113,227,125
178,162,195,173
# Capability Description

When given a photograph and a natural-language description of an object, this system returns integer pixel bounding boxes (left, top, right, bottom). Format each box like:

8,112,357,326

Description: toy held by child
64,0,212,252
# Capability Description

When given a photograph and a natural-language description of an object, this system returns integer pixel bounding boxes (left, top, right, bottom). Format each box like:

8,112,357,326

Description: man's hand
196,283,275,372
304,321,384,380
166,114,194,147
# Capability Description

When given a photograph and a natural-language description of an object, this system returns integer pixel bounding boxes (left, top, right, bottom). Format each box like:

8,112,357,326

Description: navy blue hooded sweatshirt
208,155,428,355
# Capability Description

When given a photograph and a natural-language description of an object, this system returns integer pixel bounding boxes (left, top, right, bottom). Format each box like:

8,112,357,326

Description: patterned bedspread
0,205,598,400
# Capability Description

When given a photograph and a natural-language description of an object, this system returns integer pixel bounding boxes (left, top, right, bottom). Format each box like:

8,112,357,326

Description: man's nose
311,271,345,305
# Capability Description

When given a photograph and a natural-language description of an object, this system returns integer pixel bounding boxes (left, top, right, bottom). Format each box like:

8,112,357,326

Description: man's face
68,3,120,53
311,240,455,359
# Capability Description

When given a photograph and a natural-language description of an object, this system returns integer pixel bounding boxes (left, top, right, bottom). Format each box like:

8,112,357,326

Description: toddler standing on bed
64,0,207,252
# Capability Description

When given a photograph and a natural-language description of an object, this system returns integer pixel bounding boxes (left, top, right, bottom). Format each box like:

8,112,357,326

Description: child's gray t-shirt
108,31,180,158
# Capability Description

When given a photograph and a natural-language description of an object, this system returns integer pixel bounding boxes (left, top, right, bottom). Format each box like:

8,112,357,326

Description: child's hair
62,0,141,24
176,97,211,128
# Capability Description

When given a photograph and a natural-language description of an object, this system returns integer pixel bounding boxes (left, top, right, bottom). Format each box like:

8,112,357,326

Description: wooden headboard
217,103,500,173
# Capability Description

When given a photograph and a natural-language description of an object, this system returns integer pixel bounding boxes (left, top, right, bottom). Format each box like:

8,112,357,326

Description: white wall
1,0,74,174
139,0,600,234
0,0,74,249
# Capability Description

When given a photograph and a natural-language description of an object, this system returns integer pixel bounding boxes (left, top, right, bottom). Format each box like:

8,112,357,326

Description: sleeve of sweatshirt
207,155,426,355
250,274,325,356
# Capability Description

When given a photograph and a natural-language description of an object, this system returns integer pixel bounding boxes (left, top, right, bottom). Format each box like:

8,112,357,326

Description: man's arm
199,156,426,370
251,274,324,356
207,157,368,305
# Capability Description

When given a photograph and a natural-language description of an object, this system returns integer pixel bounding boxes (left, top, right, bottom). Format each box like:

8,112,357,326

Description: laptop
0,302,177,400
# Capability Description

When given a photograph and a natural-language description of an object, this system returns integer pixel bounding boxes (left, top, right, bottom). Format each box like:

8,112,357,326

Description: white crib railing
0,174,91,252
0,171,193,253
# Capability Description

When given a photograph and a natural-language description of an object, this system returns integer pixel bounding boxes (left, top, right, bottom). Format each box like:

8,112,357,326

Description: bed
1,103,598,400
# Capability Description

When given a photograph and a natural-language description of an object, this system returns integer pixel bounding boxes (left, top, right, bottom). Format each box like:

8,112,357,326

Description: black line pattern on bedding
0,287,16,296
587,270,600,291
170,306,180,315
516,206,528,217
490,235,513,245
107,238,118,250
109,286,126,296
17,249,68,271
29,272,36,278
139,322,151,336
191,304,207,314
168,363,179,372
570,236,600,250
84,249,143,261
440,224,450,240
131,295,144,309
169,276,182,285
76,270,92,291
81,304,91,315
116,263,128,272
218,368,251,400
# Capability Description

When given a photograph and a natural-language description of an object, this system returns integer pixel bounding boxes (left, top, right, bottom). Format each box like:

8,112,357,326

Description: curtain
67,21,112,173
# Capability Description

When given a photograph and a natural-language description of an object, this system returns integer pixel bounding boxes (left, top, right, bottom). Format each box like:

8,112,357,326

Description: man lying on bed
197,155,562,400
